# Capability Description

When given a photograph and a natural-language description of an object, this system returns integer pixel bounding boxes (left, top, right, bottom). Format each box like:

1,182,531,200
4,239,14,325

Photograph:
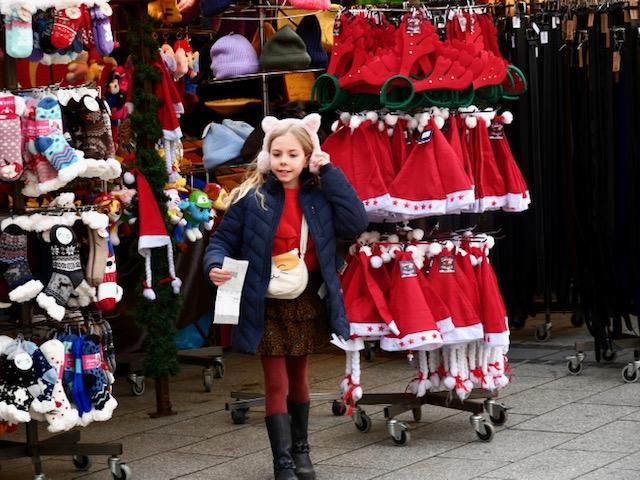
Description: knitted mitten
90,4,114,55
86,227,108,287
34,96,86,182
36,225,87,321
76,95,112,160
4,5,34,58
0,94,25,181
24,341,57,414
82,334,117,421
60,97,83,150
72,336,93,425
0,341,35,423
0,225,44,303
50,7,82,50
98,97,117,160
77,5,94,49
32,9,56,55
39,339,79,432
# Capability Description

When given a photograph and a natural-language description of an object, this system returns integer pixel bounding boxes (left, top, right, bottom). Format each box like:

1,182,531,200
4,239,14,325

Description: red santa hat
388,115,410,177
387,125,447,218
129,169,181,300
489,115,531,212
443,115,475,196
380,251,443,352
153,56,183,140
467,117,507,212
322,121,391,213
429,118,475,213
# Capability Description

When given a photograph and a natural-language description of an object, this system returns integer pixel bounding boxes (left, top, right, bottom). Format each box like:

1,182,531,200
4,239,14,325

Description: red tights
261,355,310,416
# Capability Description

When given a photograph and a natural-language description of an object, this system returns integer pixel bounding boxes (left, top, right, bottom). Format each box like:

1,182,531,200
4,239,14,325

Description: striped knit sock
35,96,85,182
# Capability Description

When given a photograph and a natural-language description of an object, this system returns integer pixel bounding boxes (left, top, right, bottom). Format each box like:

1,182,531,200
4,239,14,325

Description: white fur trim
386,196,446,217
442,323,485,345
445,188,476,212
81,211,109,230
9,279,44,303
57,158,87,183
465,116,478,129
36,292,65,321
362,193,391,212
91,396,118,422
381,329,443,352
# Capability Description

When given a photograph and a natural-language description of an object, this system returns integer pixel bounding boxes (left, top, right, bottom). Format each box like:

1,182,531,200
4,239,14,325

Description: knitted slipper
91,4,114,55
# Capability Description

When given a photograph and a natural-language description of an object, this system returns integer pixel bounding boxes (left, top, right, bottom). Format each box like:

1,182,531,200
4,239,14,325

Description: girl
204,114,367,480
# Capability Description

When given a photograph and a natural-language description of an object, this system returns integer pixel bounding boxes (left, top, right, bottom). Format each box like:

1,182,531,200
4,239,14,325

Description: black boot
288,401,316,480
265,414,299,480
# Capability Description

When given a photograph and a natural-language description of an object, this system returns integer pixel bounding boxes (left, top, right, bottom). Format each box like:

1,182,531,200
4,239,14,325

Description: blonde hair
227,123,315,209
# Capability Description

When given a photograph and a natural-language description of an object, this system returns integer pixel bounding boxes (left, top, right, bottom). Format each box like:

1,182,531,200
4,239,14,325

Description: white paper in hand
213,257,249,325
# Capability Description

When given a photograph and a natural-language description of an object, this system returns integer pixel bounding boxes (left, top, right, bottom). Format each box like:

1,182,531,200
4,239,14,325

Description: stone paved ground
2,314,640,480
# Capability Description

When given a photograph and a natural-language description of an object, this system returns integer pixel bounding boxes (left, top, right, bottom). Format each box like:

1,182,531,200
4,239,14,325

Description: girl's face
269,132,309,189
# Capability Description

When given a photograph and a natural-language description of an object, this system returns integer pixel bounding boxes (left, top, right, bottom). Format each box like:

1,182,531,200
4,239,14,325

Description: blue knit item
82,334,111,411
71,336,92,417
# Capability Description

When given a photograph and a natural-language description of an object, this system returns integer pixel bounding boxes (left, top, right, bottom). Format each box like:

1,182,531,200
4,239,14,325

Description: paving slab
514,403,637,434
578,383,640,407
374,456,508,480
510,361,571,378
176,423,271,457
486,449,626,480
498,387,592,415
558,420,640,453
575,466,640,480
320,437,463,470
439,429,577,462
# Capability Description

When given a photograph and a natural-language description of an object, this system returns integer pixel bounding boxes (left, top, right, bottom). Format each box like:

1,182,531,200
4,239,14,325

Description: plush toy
179,190,214,242
95,193,123,246
204,182,229,211
104,66,132,144
148,0,182,23
165,188,186,244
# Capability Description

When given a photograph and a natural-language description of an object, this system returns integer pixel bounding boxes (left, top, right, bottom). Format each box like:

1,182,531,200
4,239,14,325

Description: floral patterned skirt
257,273,328,356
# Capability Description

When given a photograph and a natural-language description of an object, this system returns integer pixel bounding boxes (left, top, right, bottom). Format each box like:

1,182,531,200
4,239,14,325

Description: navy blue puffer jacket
203,164,368,353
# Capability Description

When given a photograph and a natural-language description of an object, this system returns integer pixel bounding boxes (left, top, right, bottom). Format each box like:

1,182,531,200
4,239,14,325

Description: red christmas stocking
51,7,83,50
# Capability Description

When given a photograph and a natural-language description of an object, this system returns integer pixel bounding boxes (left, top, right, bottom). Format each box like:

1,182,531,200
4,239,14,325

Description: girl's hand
310,152,331,172
209,268,233,286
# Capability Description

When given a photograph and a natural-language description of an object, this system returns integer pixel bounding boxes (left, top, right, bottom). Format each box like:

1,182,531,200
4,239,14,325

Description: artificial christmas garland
127,16,180,380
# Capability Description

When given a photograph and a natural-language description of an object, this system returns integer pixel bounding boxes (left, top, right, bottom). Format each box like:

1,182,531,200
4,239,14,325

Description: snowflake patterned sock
36,225,85,321
82,334,117,421
50,7,82,50
39,339,79,432
0,225,44,303
24,341,57,414
0,94,25,181
76,95,111,160
35,96,86,182
4,5,34,58
0,341,35,423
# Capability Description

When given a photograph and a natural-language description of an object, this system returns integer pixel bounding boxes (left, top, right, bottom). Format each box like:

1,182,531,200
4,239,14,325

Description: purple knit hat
210,34,260,80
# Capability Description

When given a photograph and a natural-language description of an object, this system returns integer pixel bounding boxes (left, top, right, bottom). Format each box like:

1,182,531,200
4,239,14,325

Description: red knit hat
467,117,507,212
429,118,475,213
129,169,181,300
387,123,447,218
489,114,531,212
380,251,443,352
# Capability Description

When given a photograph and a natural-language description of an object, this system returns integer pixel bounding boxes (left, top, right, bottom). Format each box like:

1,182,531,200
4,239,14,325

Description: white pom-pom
486,235,495,250
378,120,385,132
444,240,455,250
431,107,441,117
381,252,392,263
366,111,378,123
384,113,398,126
143,288,156,301
331,120,339,132
388,128,394,137
339,112,351,124
434,116,445,129
443,376,456,390
406,245,418,253
428,242,442,256
360,245,372,256
387,234,400,243
411,228,424,241
389,245,401,259
370,255,383,269
502,111,513,124
465,116,478,129
123,171,135,184
171,277,182,294
349,115,362,130
407,118,418,130
441,108,450,120
469,254,479,267
369,231,381,242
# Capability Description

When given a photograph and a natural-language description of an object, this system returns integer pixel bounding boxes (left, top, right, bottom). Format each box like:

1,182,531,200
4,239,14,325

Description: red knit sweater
272,187,319,272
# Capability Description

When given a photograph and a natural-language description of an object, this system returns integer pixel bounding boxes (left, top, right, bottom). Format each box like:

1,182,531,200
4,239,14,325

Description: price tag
540,31,549,44
532,22,540,35
512,16,521,29
552,16,559,29
406,16,422,34
458,13,467,32
399,260,417,278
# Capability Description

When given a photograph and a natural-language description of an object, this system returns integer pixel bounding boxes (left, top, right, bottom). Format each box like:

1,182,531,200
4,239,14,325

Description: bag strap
300,215,309,260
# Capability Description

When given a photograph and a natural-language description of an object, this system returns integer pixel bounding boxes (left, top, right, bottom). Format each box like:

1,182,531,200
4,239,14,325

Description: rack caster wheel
129,374,145,396
387,419,410,446
109,457,131,480
484,400,508,426
567,360,583,375
470,414,495,442
570,313,584,327
534,324,551,342
353,408,371,433
213,359,225,379
231,407,249,425
203,368,214,392
73,455,92,472
332,399,346,416
622,363,640,383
